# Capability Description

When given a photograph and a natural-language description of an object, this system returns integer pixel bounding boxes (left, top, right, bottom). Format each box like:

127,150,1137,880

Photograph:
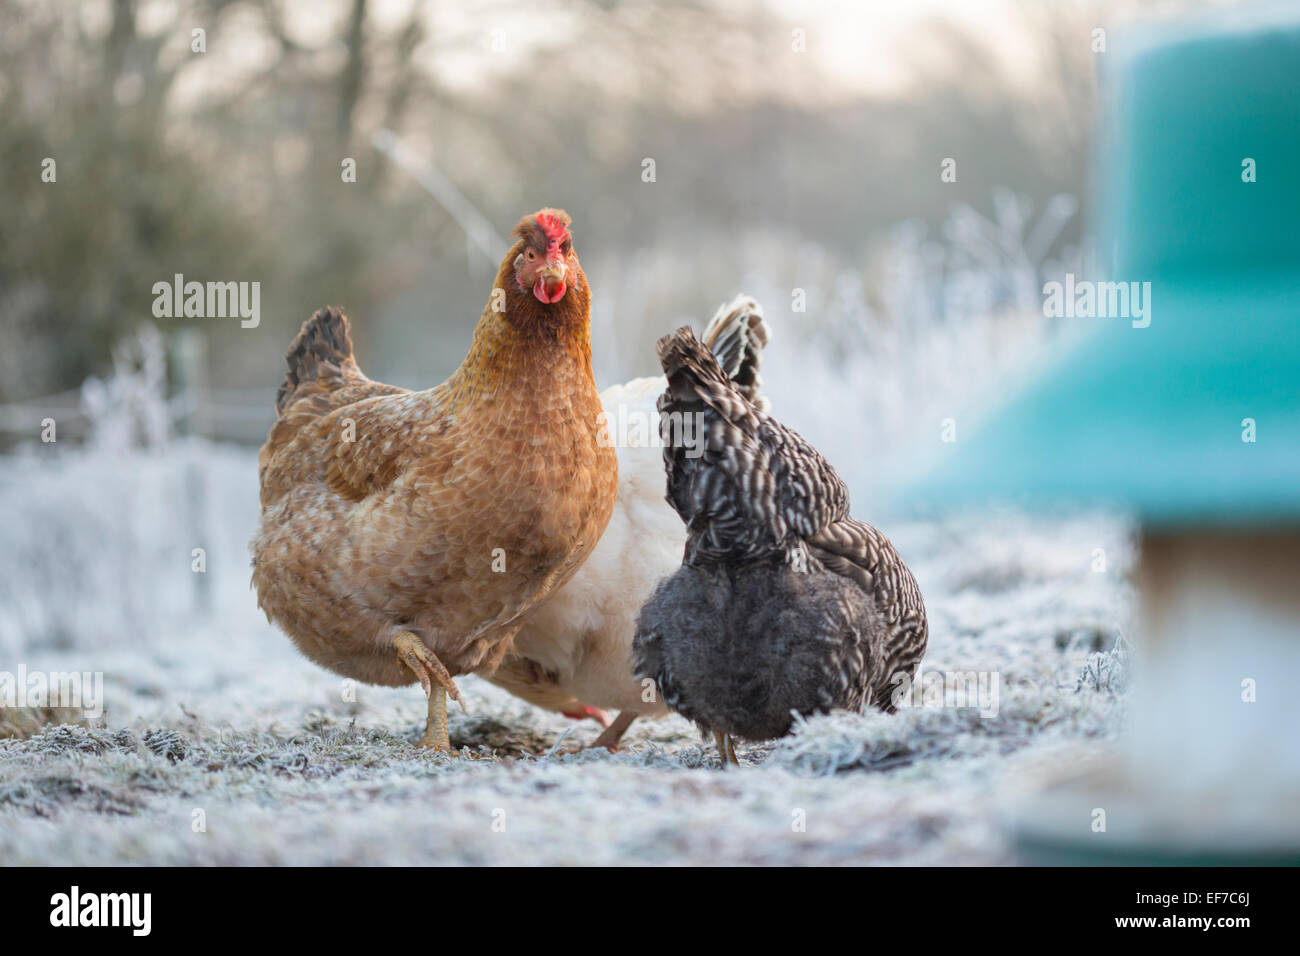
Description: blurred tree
0,0,1115,415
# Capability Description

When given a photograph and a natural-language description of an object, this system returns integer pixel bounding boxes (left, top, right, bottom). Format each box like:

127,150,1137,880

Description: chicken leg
394,631,464,751
588,711,638,752
713,731,739,768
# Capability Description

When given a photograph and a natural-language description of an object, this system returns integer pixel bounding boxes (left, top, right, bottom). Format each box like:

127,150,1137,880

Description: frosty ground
0,435,1133,864
0,257,1134,864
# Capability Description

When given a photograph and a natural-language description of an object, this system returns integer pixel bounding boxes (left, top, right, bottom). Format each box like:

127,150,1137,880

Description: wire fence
0,394,273,444
0,332,274,447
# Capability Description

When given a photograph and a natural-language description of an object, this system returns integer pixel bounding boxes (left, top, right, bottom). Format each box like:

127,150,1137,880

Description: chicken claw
394,631,464,751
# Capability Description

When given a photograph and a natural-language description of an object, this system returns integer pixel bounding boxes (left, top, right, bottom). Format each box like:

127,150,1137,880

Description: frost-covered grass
0,208,1137,864
0,436,1135,864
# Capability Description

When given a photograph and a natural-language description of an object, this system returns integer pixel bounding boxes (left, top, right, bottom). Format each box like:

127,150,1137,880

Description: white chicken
484,295,771,749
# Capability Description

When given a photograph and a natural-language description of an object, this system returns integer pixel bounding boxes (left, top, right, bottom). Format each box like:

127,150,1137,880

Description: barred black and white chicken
633,326,928,767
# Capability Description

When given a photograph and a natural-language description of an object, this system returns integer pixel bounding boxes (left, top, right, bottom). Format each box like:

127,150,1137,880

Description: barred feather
634,326,928,742
700,295,770,411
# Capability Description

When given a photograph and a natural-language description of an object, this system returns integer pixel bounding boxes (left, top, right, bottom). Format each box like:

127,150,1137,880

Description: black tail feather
700,295,770,409
656,326,732,402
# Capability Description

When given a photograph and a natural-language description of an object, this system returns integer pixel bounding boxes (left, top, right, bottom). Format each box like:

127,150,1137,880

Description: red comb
535,212,569,244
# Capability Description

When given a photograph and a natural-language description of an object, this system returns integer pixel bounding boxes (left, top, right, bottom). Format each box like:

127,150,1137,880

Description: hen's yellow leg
394,631,464,751
713,731,740,769
712,733,743,770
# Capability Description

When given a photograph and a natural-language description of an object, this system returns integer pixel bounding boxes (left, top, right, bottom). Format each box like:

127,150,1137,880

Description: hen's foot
394,631,464,752
588,711,637,752
562,705,612,728
551,711,638,755
713,731,739,769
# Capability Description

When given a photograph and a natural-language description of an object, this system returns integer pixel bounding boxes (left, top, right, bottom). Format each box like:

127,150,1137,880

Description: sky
353,0,1040,98
77,0,1248,115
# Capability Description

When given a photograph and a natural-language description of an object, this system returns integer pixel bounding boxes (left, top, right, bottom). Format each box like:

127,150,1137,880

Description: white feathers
496,376,680,715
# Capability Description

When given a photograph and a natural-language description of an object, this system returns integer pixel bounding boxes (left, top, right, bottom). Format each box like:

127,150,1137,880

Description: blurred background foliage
0,0,1228,434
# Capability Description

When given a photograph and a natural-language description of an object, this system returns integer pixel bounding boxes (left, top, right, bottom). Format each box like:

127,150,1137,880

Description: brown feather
251,212,618,686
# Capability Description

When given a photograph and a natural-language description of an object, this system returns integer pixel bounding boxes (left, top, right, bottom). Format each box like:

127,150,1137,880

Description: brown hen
251,209,618,751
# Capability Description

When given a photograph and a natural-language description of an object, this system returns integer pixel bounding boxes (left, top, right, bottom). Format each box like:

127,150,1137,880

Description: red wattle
533,277,567,303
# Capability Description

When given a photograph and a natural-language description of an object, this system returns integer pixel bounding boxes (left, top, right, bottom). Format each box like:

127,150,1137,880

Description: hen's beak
533,261,568,304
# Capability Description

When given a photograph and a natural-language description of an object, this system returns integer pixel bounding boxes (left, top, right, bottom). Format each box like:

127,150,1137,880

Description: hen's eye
526,250,536,261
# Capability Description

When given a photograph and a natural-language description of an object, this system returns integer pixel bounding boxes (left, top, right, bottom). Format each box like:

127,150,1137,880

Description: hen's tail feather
655,326,758,458
276,306,358,415
656,326,735,405
700,295,770,410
